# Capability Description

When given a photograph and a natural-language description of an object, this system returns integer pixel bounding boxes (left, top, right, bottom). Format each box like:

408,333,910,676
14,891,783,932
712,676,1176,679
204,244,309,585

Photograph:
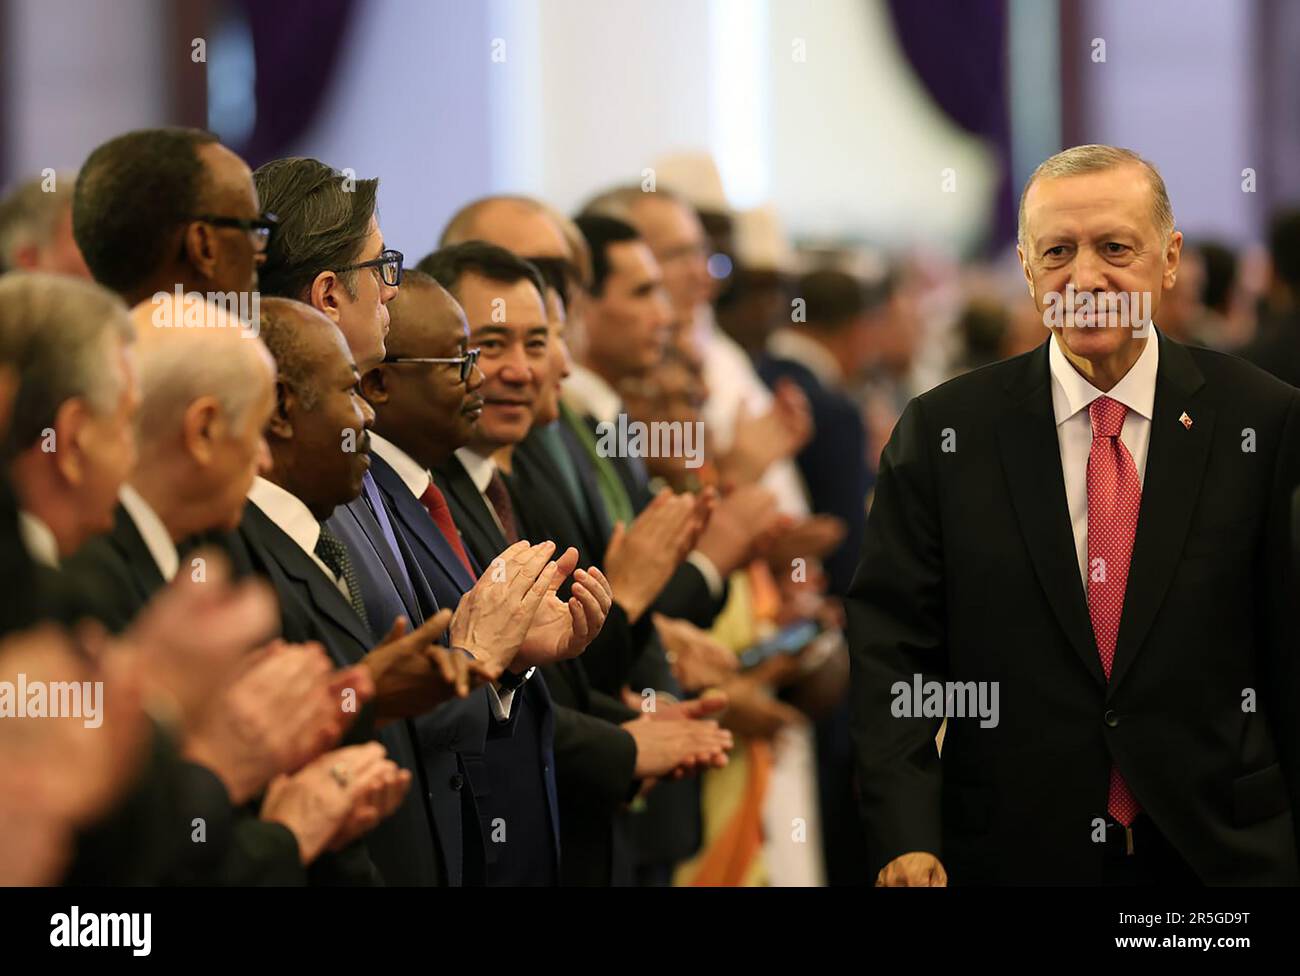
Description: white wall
3,0,167,179
1076,0,1257,242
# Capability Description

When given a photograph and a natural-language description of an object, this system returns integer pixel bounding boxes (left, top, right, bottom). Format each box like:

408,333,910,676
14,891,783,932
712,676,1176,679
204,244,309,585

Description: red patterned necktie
1086,395,1142,827
419,481,475,578
484,469,520,545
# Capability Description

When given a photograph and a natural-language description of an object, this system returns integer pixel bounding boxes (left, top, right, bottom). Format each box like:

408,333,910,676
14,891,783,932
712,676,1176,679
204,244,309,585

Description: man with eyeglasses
73,128,272,309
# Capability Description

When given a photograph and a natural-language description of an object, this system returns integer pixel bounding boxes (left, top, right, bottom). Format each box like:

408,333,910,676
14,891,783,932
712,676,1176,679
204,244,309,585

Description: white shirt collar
454,446,498,494
119,484,179,582
1049,326,1160,428
767,327,843,386
18,511,59,568
246,476,323,559
369,432,431,500
562,363,623,426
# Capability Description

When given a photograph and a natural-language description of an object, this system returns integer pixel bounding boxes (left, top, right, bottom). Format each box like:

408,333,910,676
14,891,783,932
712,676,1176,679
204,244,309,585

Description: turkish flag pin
1179,411,1193,429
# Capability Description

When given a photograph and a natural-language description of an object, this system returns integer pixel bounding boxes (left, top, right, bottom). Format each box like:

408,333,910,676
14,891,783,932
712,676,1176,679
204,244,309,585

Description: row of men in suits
0,125,831,884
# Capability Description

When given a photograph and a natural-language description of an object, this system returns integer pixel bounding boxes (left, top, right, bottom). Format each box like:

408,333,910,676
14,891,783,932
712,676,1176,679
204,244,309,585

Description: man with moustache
850,145,1300,886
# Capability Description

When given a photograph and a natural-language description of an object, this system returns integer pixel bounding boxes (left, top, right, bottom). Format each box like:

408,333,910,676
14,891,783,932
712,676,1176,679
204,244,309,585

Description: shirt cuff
486,683,515,722
686,550,724,600
485,667,536,722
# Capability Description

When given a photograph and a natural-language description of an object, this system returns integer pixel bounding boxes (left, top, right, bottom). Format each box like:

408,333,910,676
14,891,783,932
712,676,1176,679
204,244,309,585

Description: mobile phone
738,620,820,669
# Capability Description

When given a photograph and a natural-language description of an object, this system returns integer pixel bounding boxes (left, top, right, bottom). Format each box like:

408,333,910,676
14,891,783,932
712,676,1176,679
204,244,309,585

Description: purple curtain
885,0,1014,251
234,0,359,167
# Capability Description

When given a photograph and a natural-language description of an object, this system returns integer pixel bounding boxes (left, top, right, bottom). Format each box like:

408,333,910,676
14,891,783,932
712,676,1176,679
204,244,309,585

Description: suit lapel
1108,334,1213,692
243,502,375,655
557,415,614,541
371,454,476,593
111,504,166,605
997,345,1106,685
433,457,508,568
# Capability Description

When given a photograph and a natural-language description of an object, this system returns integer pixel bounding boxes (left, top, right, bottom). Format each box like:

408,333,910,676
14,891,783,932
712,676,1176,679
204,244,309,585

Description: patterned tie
420,481,475,576
483,469,520,544
1085,395,1141,827
314,524,371,630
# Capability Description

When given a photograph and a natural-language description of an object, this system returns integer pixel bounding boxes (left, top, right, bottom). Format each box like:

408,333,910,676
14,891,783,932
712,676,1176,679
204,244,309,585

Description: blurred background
4,0,1300,889
5,0,1300,539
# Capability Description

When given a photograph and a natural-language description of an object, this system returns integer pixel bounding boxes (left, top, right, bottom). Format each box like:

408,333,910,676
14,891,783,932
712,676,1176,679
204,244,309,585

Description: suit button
449,774,464,790
1104,710,1119,728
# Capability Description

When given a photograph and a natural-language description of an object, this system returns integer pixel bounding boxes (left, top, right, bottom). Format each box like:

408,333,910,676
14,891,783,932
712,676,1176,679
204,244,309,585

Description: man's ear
1016,245,1035,300
1162,230,1184,291
360,366,388,405
309,271,344,323
267,379,295,439
181,396,224,465
182,221,220,282
51,398,92,486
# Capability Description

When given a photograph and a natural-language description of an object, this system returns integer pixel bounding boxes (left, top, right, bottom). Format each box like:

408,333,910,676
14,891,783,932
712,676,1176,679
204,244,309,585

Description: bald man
66,294,274,630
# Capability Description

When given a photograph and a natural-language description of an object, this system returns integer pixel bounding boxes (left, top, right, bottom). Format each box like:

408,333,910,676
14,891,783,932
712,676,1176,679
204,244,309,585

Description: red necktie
420,481,475,578
1085,395,1142,826
483,469,520,545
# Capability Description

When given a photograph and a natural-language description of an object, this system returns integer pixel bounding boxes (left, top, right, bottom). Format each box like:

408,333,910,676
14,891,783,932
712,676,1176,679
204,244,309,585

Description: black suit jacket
58,503,309,885
234,500,444,885
848,333,1300,884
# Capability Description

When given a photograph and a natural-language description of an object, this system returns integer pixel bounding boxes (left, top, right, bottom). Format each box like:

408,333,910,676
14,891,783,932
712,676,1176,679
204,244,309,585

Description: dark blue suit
363,456,561,883
325,471,492,885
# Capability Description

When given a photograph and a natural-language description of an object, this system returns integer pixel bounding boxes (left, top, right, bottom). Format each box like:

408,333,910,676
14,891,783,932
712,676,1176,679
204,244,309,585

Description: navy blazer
366,453,562,876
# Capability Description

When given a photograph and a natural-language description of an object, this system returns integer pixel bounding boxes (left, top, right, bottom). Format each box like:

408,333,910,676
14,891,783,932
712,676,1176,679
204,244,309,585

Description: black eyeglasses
337,248,404,287
383,347,480,383
190,212,278,250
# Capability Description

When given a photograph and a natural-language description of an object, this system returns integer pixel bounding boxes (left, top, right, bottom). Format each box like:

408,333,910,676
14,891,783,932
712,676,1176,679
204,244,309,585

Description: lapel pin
1179,411,1193,430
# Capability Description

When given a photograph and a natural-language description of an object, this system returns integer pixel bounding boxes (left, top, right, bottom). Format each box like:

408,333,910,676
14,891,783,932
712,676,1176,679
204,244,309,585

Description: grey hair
133,307,271,451
0,170,76,272
1017,145,1175,247
0,272,134,450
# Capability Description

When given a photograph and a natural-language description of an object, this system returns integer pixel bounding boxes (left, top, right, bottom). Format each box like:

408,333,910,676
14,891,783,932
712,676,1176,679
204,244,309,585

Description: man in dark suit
413,245,733,883
247,297,592,885
850,145,1300,886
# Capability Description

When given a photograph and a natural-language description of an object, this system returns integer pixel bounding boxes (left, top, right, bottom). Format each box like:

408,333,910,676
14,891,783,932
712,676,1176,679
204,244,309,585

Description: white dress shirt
246,476,351,601
18,511,59,568
369,432,432,499
119,484,179,582
693,306,810,518
1049,328,1159,589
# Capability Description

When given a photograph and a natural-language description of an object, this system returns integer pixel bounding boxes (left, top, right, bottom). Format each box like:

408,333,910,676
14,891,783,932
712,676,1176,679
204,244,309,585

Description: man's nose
360,396,376,428
1070,248,1110,295
466,361,485,392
